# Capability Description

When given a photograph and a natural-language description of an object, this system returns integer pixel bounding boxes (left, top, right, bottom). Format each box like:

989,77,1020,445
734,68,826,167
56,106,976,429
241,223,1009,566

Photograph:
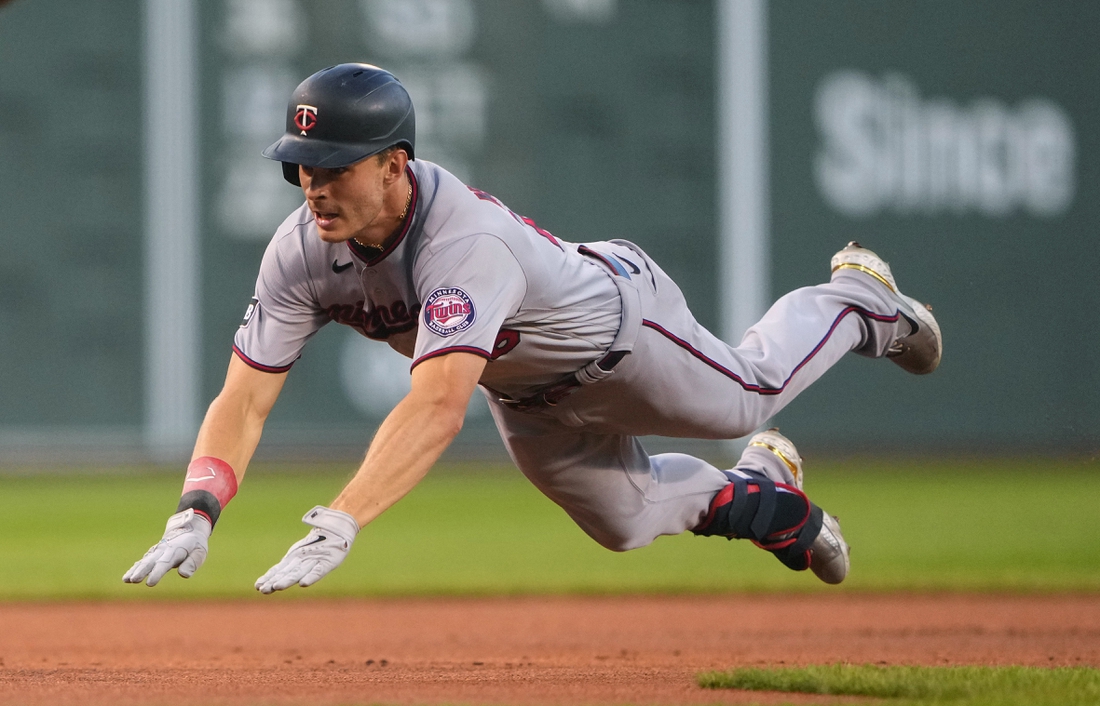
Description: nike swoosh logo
900,311,920,336
302,535,327,546
332,259,353,273
184,473,216,483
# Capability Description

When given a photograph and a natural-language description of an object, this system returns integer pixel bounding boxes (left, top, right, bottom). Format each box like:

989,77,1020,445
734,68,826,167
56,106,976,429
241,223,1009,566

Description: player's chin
315,224,350,243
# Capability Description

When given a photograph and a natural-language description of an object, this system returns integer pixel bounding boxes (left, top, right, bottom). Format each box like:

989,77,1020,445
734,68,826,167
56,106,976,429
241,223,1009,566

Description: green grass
0,456,1097,599
698,664,1100,705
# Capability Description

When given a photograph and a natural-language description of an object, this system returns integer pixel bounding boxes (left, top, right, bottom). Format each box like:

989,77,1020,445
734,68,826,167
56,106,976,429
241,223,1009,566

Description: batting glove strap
302,505,360,542
164,508,213,539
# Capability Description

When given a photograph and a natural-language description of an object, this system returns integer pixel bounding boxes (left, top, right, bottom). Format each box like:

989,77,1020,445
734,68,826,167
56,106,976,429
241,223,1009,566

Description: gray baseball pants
484,241,908,551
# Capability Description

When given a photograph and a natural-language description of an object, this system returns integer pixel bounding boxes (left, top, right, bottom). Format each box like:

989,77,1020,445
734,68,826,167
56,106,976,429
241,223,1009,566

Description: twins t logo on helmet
294,104,318,135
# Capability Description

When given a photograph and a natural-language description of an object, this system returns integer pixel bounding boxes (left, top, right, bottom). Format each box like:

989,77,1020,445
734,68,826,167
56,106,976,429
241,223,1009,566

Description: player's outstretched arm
255,351,487,594
124,355,287,586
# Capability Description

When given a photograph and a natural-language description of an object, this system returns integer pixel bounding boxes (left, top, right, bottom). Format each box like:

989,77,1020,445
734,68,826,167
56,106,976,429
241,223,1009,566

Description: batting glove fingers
123,509,212,587
255,506,359,594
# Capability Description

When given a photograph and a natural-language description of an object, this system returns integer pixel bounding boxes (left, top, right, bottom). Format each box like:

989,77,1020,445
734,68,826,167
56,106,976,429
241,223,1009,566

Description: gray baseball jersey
235,159,913,554
235,159,622,397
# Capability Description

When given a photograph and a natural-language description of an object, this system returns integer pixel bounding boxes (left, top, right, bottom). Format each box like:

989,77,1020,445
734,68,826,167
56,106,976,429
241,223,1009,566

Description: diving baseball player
124,64,941,591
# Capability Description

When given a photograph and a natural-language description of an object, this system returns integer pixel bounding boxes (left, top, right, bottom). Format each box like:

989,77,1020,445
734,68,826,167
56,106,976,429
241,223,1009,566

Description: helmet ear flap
282,162,301,187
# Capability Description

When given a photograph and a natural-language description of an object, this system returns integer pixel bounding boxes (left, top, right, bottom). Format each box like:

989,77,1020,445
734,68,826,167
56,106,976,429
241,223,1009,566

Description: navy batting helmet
262,63,415,186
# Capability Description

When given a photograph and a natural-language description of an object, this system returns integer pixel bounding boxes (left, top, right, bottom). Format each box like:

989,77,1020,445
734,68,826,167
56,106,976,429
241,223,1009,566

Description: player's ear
382,148,408,183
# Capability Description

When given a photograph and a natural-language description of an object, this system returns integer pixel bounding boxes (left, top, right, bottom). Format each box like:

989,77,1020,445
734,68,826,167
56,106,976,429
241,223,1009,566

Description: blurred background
0,0,1096,466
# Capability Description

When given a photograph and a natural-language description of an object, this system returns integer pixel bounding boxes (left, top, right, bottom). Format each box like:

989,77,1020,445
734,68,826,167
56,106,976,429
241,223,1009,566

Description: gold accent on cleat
830,242,940,375
748,440,801,479
830,262,897,292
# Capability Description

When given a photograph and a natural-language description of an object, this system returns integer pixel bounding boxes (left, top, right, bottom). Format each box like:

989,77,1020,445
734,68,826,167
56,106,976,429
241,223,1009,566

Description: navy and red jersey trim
232,345,294,374
410,345,491,370
347,165,419,265
468,186,563,251
643,305,901,396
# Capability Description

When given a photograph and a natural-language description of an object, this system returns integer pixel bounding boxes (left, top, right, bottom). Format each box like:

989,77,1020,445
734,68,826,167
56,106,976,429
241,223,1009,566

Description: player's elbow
441,394,471,436
417,388,470,439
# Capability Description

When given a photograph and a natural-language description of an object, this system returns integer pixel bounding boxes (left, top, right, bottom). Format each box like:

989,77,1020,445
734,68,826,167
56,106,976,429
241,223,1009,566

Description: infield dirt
0,594,1097,705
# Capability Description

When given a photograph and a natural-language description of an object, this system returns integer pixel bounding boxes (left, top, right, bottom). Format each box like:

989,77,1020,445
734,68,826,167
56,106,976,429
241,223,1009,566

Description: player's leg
702,241,939,430
486,394,727,552
693,428,850,584
487,396,847,584
552,240,940,439
726,241,941,422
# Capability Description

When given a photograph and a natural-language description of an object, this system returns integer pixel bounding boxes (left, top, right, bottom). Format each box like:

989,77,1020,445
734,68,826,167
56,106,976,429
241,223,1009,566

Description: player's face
299,155,393,245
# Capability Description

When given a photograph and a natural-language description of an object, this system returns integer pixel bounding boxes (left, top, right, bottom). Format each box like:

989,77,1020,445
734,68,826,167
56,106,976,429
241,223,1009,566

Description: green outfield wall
766,2,1099,451
0,0,1096,459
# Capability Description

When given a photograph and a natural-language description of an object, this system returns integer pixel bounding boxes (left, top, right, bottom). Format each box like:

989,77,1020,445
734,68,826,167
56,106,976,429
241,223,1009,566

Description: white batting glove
254,506,360,594
122,509,212,586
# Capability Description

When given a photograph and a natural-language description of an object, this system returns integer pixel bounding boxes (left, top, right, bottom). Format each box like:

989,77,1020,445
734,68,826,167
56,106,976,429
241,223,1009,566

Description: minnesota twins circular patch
423,287,476,337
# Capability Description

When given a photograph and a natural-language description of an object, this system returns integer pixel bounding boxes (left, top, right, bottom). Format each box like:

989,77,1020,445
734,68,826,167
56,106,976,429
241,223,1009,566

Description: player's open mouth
313,211,339,228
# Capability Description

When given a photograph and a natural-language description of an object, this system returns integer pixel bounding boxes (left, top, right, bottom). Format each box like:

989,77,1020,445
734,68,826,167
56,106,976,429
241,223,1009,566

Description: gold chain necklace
355,180,412,252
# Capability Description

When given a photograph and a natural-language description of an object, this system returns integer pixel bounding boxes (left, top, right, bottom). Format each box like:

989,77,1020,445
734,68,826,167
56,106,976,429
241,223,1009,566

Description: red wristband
182,456,238,509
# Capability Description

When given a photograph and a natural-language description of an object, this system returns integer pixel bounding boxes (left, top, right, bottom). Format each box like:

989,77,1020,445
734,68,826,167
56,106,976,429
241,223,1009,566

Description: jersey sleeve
412,235,526,367
233,238,329,372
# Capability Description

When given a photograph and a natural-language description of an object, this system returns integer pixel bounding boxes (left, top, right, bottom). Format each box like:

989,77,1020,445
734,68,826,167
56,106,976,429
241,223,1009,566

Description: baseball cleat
723,429,849,584
746,428,849,584
746,428,804,490
830,242,942,375
809,512,850,585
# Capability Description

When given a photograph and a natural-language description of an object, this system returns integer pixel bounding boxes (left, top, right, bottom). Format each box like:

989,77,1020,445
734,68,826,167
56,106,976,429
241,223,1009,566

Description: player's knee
580,518,650,552
592,533,639,553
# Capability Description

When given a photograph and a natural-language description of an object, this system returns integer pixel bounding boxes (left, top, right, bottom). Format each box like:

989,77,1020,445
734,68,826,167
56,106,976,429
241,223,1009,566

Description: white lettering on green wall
815,71,1075,218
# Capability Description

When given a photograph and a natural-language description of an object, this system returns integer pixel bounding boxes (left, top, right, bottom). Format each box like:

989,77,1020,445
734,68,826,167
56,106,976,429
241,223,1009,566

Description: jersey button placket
360,269,386,302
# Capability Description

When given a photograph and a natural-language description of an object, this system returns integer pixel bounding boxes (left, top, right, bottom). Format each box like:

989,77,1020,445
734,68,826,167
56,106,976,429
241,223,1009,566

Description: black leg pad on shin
693,472,810,544
768,504,824,572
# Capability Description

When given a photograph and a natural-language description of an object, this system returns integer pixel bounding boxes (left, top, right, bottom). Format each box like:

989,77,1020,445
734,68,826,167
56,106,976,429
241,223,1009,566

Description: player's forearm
190,356,287,481
192,392,269,479
329,392,466,528
252,373,471,596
